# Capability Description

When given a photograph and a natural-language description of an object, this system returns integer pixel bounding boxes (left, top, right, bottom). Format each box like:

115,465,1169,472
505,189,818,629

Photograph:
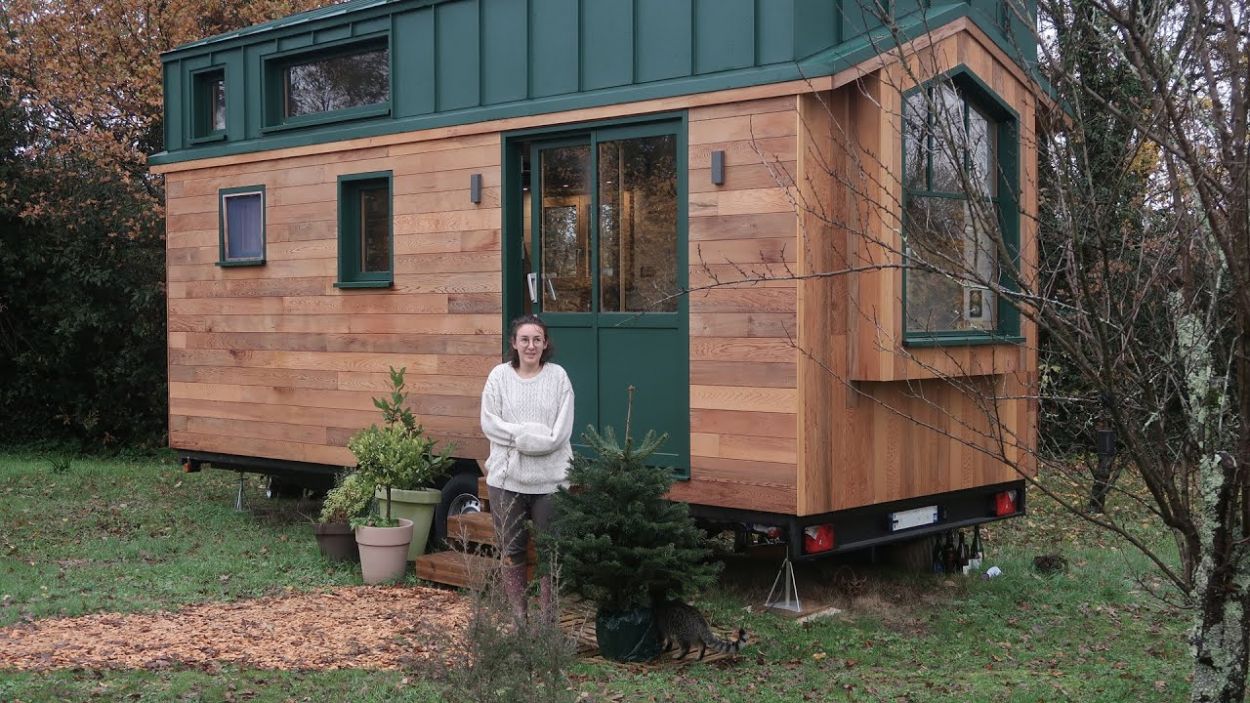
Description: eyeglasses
516,337,545,347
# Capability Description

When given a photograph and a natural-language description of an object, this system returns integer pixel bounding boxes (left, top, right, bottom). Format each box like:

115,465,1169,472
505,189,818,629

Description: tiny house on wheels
153,0,1041,577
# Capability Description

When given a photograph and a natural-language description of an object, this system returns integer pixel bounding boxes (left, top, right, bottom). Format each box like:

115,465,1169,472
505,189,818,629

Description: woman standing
480,314,575,621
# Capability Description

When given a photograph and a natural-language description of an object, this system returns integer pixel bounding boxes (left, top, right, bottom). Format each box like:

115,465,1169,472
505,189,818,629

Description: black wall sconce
711,150,725,186
470,173,482,204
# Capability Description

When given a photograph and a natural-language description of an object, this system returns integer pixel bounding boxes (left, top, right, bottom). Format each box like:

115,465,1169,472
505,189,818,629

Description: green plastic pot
374,487,441,560
595,606,661,662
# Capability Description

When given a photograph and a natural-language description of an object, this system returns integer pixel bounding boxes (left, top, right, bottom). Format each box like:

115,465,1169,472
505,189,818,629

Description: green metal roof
165,0,404,57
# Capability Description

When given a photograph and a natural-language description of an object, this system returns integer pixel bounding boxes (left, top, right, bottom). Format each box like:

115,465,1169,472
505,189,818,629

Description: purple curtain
226,193,263,260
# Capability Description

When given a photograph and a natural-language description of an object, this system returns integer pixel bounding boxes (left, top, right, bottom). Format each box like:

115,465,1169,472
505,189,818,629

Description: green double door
508,121,688,471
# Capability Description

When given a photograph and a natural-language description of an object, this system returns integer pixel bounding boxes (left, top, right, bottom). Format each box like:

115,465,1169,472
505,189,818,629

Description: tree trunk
1189,550,1250,703
1188,451,1250,703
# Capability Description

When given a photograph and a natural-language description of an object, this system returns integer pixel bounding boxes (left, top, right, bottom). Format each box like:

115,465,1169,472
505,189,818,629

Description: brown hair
507,314,554,369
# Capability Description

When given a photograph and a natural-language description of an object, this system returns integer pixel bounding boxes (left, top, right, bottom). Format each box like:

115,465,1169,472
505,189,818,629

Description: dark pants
488,485,555,564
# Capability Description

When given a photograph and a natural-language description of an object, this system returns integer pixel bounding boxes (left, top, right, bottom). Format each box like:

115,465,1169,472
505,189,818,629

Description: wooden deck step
414,550,535,589
446,511,496,547
445,512,538,558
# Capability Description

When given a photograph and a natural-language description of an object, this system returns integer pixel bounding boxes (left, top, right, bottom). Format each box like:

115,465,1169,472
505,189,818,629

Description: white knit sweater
480,362,575,494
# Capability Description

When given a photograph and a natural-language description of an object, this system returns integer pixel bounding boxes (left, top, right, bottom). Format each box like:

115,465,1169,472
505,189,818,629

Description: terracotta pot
374,487,441,560
313,522,359,563
355,518,414,585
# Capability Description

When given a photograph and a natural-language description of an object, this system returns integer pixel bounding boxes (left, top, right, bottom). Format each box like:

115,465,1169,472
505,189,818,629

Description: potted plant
347,367,456,583
366,367,456,561
546,419,720,662
314,472,374,562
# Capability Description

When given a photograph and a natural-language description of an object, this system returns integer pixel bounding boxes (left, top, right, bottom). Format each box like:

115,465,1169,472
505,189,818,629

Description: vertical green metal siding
393,9,436,116
243,43,273,137
165,67,183,151
794,0,837,55
530,0,580,98
581,0,633,91
481,0,528,104
435,0,480,110
695,0,755,74
756,0,796,64
222,52,246,139
635,0,692,83
838,0,875,45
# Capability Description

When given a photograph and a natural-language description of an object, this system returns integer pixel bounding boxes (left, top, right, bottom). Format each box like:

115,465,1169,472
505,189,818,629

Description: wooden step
446,511,496,546
414,550,534,589
446,511,539,561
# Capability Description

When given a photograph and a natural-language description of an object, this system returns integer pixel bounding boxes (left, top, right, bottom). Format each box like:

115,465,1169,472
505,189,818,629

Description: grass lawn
0,451,1191,702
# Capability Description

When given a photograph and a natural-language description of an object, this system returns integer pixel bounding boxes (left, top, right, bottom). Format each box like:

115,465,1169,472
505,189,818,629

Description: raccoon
654,600,749,660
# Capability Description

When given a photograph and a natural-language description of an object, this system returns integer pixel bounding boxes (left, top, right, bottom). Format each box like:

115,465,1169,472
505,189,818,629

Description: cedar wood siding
160,22,1038,518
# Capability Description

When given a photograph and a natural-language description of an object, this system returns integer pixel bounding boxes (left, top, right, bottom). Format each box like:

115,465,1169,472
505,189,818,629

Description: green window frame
191,66,227,143
336,171,393,288
262,35,391,133
901,67,1021,346
217,185,266,267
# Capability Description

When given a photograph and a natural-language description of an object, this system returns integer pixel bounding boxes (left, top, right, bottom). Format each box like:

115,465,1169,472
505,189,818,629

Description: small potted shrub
366,367,456,560
546,421,719,662
314,472,374,562
347,367,455,583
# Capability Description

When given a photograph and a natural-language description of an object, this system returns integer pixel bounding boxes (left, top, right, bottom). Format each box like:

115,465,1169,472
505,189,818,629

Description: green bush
546,426,719,612
346,367,455,526
319,472,376,524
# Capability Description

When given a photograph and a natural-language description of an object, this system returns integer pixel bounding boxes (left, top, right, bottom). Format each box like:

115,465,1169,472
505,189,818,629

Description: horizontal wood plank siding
165,131,504,469
684,96,800,513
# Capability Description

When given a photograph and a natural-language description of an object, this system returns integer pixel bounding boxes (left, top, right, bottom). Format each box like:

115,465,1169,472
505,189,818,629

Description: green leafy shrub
546,426,720,612
318,472,375,524
346,367,455,527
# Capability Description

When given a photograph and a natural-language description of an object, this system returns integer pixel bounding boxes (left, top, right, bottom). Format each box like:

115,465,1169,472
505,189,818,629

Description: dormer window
192,68,226,141
264,37,390,130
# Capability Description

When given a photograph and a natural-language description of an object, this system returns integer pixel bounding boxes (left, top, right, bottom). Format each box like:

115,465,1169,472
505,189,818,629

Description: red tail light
994,490,1018,516
803,524,835,553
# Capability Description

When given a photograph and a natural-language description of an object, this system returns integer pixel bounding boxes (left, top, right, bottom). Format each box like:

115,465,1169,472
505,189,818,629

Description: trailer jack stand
765,556,801,612
234,472,246,512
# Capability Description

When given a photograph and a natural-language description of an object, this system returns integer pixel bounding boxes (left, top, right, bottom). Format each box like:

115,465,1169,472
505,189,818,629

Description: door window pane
284,46,389,118
223,192,263,261
540,145,591,312
598,134,678,312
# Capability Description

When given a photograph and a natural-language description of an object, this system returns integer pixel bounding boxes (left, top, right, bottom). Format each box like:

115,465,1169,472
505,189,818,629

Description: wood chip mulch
0,586,469,672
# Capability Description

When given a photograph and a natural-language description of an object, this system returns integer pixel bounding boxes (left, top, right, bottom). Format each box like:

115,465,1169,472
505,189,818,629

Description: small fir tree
547,418,719,612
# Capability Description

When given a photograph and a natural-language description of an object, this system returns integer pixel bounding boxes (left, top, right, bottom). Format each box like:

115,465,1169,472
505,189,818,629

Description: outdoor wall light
711,150,725,186
470,173,482,204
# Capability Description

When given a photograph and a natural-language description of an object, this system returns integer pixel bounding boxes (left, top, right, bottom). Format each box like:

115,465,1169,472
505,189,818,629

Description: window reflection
285,47,389,118
598,135,678,312
359,186,390,273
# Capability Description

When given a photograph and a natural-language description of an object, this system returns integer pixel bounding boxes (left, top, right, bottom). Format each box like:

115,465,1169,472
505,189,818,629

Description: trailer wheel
884,534,938,573
265,475,304,500
433,472,481,547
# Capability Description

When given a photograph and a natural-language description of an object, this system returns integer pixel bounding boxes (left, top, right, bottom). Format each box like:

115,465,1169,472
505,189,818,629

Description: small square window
193,68,226,141
336,172,392,287
218,187,265,266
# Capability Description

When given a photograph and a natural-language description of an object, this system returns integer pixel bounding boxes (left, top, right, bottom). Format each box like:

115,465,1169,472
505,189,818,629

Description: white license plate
890,505,939,531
